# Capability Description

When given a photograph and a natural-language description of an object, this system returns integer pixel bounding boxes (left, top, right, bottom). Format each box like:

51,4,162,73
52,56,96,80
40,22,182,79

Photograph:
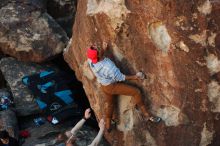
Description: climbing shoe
106,119,118,133
148,116,161,123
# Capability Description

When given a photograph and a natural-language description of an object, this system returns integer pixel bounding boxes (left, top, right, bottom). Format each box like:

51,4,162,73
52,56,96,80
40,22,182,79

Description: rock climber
87,42,161,132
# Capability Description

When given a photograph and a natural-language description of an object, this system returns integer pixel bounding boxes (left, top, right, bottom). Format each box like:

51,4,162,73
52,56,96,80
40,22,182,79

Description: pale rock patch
189,30,207,47
205,54,220,75
199,122,214,146
148,21,171,54
207,80,220,112
86,0,130,29
208,32,217,47
156,105,189,126
198,0,212,15
177,41,189,52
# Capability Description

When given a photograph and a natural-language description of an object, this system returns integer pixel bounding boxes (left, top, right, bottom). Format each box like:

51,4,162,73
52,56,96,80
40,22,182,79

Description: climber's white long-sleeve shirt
88,58,125,86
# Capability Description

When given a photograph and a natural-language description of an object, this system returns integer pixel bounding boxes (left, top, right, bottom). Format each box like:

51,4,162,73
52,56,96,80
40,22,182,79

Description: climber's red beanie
87,47,98,63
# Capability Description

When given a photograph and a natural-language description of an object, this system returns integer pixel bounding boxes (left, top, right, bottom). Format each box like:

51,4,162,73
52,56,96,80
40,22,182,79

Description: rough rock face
0,57,53,116
0,1,68,62
64,0,220,146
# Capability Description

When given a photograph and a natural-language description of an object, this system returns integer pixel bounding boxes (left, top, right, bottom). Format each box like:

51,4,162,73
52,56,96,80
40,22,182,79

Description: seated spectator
0,130,19,146
56,108,105,146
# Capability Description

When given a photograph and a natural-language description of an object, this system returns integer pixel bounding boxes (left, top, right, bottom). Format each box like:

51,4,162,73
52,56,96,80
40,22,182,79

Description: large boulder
0,57,53,116
0,2,68,62
64,0,220,146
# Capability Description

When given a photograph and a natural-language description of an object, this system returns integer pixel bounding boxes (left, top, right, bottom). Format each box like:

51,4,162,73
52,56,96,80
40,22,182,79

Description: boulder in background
0,2,68,62
0,57,55,116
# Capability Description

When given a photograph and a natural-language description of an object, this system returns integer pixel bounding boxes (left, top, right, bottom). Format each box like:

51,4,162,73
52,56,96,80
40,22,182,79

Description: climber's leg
103,83,161,123
102,85,115,131
115,83,150,117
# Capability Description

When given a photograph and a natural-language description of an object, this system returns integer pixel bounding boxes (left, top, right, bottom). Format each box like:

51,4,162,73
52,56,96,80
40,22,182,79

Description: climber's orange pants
101,83,149,129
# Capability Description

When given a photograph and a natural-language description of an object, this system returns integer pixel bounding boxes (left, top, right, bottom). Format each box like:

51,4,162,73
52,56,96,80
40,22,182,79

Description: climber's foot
147,116,161,123
106,119,118,133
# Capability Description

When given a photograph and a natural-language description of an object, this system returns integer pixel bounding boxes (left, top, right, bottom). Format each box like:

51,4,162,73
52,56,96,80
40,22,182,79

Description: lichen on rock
197,0,212,15
199,123,214,146
156,105,189,126
207,80,220,112
208,32,217,47
176,41,189,52
205,54,220,75
148,21,171,54
86,0,130,29
189,30,207,47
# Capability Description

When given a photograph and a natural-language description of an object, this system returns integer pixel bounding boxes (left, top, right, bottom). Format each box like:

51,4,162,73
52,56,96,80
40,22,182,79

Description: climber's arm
88,119,105,146
70,108,91,135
